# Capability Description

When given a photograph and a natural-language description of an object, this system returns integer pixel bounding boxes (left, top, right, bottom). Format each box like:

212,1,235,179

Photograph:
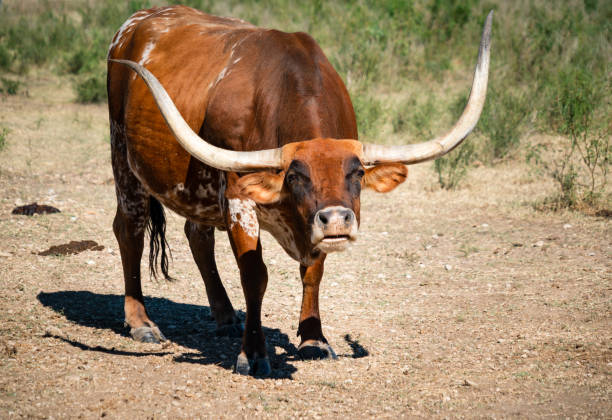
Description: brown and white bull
107,5,492,376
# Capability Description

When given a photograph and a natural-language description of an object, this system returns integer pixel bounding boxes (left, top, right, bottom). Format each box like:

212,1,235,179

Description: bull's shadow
37,291,299,379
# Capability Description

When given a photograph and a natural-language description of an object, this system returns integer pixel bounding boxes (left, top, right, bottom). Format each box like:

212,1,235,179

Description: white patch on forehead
228,198,259,238
139,41,156,65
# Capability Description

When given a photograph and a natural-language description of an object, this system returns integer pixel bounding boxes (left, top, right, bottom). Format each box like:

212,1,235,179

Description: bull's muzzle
311,206,358,253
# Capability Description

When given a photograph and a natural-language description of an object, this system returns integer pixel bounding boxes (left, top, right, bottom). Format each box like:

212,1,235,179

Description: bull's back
107,6,256,200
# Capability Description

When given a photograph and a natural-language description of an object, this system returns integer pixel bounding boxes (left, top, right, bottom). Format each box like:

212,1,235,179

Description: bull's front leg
297,255,337,360
224,193,271,376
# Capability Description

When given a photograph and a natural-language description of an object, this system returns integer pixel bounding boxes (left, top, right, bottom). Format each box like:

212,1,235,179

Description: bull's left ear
235,171,285,204
363,163,408,193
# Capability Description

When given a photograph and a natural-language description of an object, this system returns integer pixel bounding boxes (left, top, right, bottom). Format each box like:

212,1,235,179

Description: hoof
215,322,244,338
298,340,338,360
234,352,271,377
130,325,166,344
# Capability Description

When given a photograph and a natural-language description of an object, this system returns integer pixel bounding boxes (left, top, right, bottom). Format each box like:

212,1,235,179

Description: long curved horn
362,11,493,166
109,59,282,172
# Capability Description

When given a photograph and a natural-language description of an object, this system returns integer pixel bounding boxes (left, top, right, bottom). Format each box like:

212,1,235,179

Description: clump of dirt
36,240,104,256
12,202,60,216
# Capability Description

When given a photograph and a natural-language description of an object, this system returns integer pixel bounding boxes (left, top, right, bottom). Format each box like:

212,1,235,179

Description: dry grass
0,77,610,418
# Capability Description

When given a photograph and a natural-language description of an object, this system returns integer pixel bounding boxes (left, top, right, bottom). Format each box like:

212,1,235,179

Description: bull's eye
286,173,298,184
348,168,365,180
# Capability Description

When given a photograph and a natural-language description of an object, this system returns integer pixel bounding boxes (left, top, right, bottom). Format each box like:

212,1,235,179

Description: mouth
315,235,352,253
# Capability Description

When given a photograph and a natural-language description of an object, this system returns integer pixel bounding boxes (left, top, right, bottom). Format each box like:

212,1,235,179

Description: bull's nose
314,206,355,229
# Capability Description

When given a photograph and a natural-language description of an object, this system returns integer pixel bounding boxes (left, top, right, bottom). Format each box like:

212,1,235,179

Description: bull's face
232,138,408,257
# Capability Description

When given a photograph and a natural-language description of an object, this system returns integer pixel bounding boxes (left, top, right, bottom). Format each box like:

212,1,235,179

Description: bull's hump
108,6,255,59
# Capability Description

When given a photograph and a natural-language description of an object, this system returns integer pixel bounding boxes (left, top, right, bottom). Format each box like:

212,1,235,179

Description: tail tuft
147,196,173,281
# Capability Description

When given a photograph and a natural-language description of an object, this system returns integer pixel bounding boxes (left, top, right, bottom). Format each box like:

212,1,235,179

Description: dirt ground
0,74,610,419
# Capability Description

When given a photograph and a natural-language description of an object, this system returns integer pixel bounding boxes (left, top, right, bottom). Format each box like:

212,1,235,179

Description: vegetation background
0,2,610,417
0,0,610,211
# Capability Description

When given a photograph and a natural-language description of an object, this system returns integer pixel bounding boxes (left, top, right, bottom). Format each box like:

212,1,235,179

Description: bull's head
111,12,492,258
227,138,408,256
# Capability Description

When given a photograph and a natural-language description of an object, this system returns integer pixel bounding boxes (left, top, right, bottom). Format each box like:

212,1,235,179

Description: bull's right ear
234,171,285,204
363,163,408,193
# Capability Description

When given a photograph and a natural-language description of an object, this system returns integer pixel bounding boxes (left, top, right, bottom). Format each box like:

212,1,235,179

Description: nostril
343,211,353,223
318,212,328,225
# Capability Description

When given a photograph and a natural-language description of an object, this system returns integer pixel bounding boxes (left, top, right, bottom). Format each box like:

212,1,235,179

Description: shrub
530,66,611,211
76,73,107,103
0,77,20,95
392,96,436,138
352,89,383,140
434,139,475,190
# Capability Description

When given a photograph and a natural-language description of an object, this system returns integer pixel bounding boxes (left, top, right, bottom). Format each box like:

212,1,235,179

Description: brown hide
108,6,358,225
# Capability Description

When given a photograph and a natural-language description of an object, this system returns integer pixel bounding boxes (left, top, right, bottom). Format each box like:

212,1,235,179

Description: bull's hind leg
297,255,337,360
184,221,243,336
111,126,165,343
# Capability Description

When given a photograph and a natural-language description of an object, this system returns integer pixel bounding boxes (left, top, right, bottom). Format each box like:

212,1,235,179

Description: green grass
0,0,610,195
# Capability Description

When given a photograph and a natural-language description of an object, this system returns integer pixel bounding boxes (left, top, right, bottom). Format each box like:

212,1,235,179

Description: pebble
563,223,572,229
533,240,544,247
405,273,412,279
444,264,452,271
86,260,95,265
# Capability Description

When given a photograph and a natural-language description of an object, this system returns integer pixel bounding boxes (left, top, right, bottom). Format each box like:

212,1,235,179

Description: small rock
418,262,425,268
432,234,439,239
563,223,572,229
481,223,489,228
401,366,410,375
462,379,477,387
533,241,544,247
86,260,95,265
70,216,78,221
405,273,412,279
0,252,11,258
444,264,452,271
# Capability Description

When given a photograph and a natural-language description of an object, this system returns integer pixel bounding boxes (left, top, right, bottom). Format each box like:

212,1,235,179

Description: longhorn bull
107,5,492,376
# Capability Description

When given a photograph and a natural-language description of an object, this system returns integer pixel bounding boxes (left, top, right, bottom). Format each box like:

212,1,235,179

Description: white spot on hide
139,41,156,65
108,11,149,58
228,198,259,238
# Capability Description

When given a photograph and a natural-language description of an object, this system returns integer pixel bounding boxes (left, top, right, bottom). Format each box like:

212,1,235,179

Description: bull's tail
147,196,173,280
